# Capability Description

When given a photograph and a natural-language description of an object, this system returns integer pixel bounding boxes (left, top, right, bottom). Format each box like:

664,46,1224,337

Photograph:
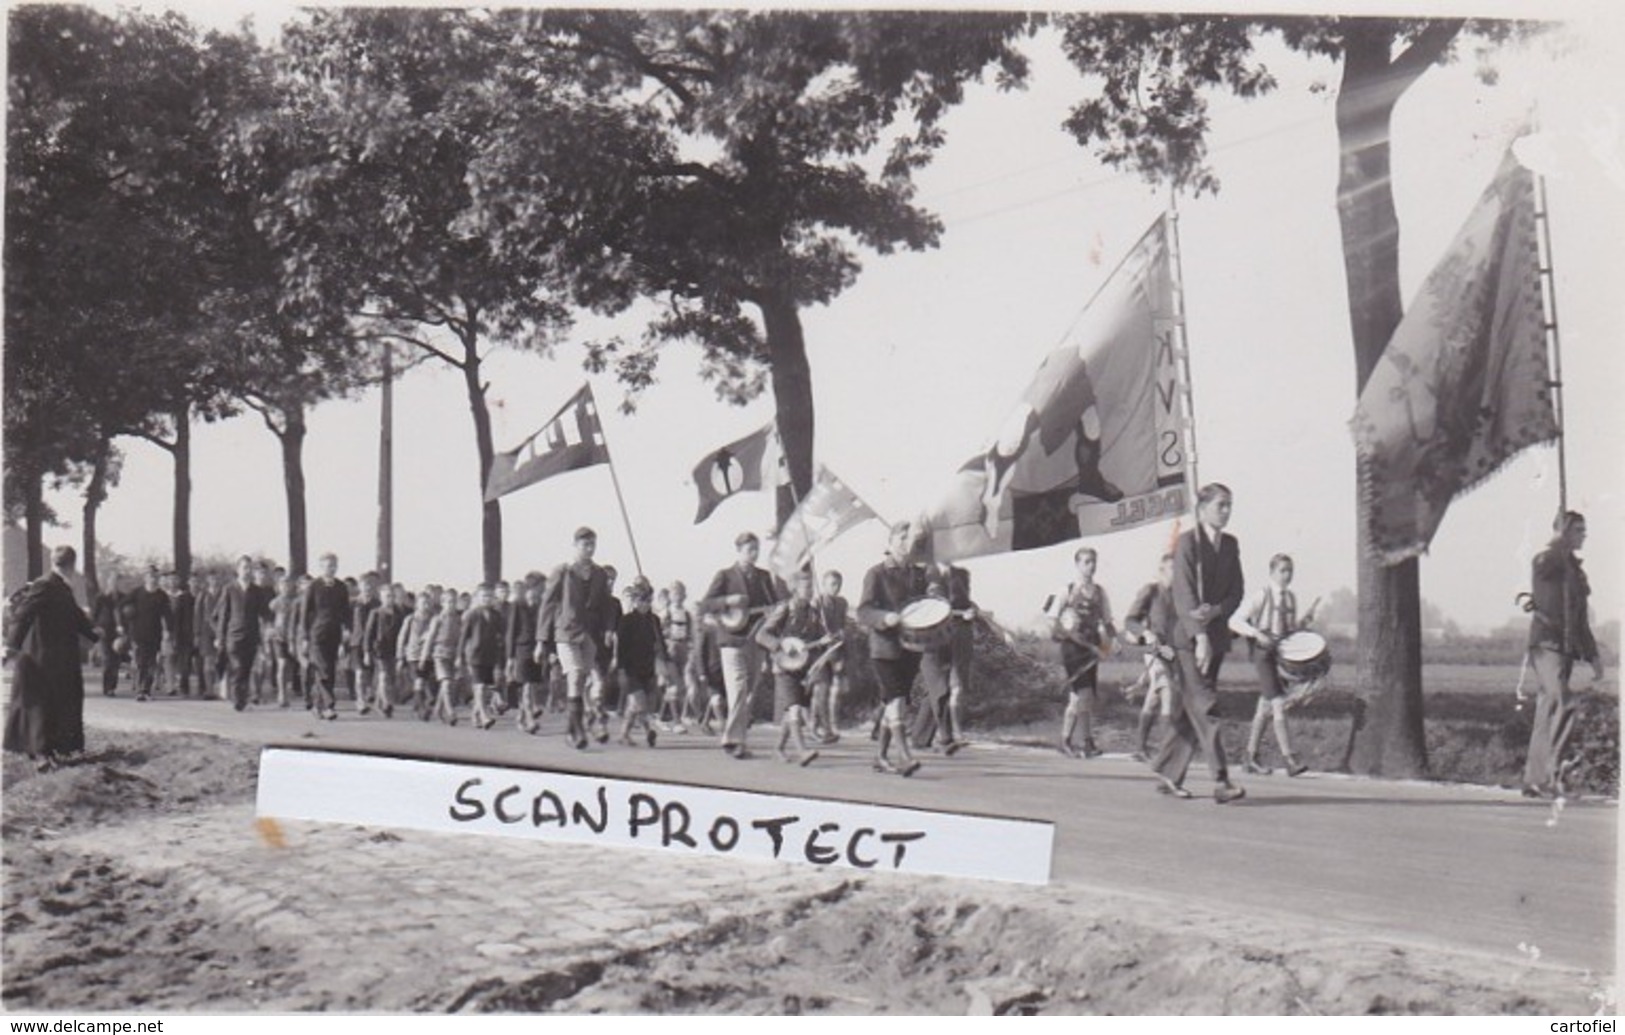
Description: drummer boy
755,569,829,767
1230,553,1319,777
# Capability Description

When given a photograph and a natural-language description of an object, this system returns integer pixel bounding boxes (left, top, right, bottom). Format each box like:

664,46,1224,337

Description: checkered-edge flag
484,384,610,502
769,465,879,580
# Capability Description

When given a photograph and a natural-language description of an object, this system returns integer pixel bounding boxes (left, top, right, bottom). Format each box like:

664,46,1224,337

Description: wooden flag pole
589,386,646,578
1166,189,1203,505
1534,173,1568,515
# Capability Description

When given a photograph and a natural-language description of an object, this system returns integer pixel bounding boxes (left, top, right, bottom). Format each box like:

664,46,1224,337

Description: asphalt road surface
74,693,1617,975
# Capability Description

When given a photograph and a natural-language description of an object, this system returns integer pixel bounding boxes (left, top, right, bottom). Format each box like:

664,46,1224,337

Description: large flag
924,216,1189,562
1351,150,1556,565
768,465,879,580
691,422,783,524
483,385,610,502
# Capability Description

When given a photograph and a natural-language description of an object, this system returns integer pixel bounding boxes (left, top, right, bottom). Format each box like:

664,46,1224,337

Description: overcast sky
32,3,1625,637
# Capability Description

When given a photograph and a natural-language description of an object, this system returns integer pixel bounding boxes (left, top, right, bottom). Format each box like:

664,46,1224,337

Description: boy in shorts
427,586,463,725
460,583,502,730
1231,553,1318,777
757,569,828,766
1123,553,1178,762
397,590,436,720
810,570,849,744
614,577,666,746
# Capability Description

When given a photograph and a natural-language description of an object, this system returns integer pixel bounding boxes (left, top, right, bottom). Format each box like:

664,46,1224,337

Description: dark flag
1351,149,1556,564
692,422,782,524
483,385,610,503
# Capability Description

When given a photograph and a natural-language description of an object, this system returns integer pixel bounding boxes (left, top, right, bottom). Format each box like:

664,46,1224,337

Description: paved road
78,693,1617,975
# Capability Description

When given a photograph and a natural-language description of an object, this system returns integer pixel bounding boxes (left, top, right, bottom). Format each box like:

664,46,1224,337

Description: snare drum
1276,631,1331,685
898,598,952,653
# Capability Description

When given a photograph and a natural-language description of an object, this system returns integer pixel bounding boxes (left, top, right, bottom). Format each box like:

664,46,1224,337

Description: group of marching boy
82,494,1601,801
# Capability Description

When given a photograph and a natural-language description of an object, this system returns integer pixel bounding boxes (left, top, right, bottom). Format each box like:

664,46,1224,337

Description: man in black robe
5,546,99,770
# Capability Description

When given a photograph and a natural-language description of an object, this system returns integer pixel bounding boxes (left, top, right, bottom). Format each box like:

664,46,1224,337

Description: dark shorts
1061,641,1099,697
774,672,812,719
1253,648,1286,701
514,653,543,684
469,663,496,686
415,659,435,682
872,654,920,703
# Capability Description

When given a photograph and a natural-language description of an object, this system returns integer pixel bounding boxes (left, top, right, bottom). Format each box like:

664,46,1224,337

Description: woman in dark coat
5,546,99,769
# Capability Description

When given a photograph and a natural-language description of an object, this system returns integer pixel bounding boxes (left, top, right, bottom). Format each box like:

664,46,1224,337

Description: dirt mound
467,882,1594,1016
3,732,290,1011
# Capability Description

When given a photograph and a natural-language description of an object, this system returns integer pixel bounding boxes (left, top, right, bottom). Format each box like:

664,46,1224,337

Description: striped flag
483,385,610,502
768,466,879,580
1350,149,1557,565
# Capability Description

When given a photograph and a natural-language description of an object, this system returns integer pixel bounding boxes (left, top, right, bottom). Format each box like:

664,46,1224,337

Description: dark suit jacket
507,599,538,658
1172,525,1244,651
538,563,615,649
215,581,272,651
701,563,781,648
857,559,930,661
303,578,351,644
129,587,171,649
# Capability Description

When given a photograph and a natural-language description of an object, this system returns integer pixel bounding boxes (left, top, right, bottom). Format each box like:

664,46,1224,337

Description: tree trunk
1335,27,1427,778
24,469,44,581
758,290,815,529
82,442,110,602
172,401,193,582
460,337,502,585
280,402,309,577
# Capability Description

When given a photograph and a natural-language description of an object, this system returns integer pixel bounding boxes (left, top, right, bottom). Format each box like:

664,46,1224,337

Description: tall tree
513,11,1037,522
1054,14,1525,777
6,6,262,581
257,9,650,582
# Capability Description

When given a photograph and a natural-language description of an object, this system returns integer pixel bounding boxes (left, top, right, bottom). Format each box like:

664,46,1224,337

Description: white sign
256,749,1054,885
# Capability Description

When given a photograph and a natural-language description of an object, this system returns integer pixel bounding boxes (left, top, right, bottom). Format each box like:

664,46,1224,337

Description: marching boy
1123,553,1179,762
613,576,667,746
427,586,463,725
459,584,503,730
1231,553,1319,777
810,570,850,744
756,568,829,767
397,590,436,720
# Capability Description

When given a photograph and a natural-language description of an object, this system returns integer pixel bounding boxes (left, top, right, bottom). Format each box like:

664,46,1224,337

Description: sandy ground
1,728,1611,1015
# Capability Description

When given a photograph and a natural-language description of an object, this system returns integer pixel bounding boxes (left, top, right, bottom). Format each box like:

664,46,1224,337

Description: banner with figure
1351,151,1556,565
691,422,786,524
924,216,1188,562
768,465,880,580
484,385,610,502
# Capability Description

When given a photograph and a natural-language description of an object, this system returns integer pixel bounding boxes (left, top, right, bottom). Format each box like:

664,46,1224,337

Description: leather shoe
1285,758,1309,778
1214,783,1247,804
1156,777,1193,799
1243,756,1272,776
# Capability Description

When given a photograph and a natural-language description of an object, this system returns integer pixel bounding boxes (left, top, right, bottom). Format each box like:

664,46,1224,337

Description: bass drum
898,597,951,652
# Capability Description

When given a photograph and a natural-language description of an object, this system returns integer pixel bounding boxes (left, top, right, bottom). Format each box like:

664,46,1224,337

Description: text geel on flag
1350,149,1557,565
923,216,1189,563
484,385,610,503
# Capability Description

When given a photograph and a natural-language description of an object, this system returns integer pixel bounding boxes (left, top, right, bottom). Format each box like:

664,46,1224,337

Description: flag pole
1534,173,1568,515
590,386,646,578
1166,187,1203,506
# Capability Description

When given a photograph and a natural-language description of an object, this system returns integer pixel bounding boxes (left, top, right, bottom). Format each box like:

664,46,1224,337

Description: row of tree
4,8,1527,777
